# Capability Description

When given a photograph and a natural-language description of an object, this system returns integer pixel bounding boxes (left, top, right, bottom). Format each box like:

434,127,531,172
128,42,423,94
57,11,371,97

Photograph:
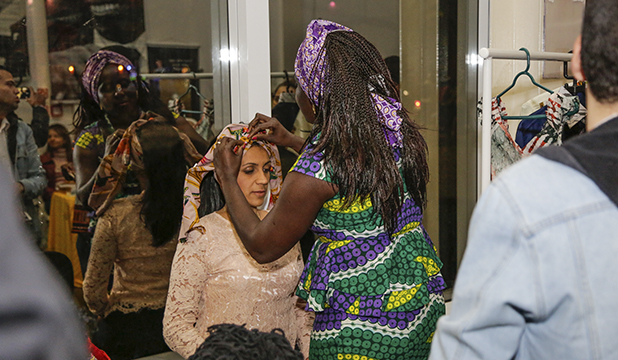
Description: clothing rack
479,48,573,195
140,71,291,80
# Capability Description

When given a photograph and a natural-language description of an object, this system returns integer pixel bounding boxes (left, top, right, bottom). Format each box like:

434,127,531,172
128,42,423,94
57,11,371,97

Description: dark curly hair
581,0,618,103
188,324,303,360
307,30,429,236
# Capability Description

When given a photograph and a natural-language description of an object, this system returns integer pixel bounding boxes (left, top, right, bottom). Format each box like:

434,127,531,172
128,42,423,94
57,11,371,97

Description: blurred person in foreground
0,166,86,360
430,1,618,359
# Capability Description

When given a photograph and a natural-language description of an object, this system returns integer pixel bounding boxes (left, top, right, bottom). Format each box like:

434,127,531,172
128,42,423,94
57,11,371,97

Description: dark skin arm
214,136,336,263
74,129,123,205
144,101,208,154
74,146,99,205
174,115,208,154
247,113,306,153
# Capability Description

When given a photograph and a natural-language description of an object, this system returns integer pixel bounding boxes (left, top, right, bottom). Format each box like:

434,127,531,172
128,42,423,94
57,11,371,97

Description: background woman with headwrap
74,48,207,206
72,48,208,274
83,120,201,360
214,20,446,360
163,125,312,359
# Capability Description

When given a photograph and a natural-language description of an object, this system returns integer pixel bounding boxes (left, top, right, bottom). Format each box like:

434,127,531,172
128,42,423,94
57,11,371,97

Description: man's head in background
0,66,20,119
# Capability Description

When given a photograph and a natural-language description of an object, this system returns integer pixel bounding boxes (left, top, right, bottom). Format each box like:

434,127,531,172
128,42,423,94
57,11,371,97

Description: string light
117,65,124,72
68,65,75,74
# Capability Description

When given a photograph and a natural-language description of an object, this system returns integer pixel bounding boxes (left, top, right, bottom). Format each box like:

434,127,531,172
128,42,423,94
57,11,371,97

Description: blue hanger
496,48,553,99
497,48,554,120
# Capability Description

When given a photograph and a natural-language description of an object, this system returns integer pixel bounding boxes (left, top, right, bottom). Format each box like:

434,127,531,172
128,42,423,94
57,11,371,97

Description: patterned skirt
308,293,444,360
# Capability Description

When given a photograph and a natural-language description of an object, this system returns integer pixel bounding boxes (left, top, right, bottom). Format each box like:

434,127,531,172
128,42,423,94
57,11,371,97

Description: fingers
247,122,273,139
247,113,272,132
215,137,244,154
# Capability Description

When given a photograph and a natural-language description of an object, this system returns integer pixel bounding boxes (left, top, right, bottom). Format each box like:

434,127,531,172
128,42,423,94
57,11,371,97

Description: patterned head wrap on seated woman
88,119,202,217
82,50,136,104
295,19,404,149
179,124,282,242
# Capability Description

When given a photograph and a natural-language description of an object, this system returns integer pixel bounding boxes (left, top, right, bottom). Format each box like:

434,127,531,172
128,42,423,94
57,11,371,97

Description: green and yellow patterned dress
292,142,446,360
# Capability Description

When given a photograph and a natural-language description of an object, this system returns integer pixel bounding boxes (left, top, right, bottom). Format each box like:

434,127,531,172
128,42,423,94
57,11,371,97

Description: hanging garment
515,106,547,149
478,98,523,179
515,86,587,149
522,88,587,154
481,88,587,179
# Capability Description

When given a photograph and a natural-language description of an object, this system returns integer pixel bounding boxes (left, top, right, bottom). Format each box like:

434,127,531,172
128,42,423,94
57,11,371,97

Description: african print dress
292,142,446,360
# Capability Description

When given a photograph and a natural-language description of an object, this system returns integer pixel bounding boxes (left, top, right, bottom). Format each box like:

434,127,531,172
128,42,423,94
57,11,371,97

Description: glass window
1,0,225,142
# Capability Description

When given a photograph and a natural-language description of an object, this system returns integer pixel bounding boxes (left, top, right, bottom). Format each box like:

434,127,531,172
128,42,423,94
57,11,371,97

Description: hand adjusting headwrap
82,50,135,104
295,19,404,148
179,124,282,242
88,120,202,217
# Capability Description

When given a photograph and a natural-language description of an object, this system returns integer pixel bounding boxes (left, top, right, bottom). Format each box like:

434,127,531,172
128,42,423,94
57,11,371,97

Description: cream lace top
83,195,177,317
163,211,313,359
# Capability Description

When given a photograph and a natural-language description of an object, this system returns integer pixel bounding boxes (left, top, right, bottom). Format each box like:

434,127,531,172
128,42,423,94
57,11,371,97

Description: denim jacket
8,117,46,199
430,155,618,360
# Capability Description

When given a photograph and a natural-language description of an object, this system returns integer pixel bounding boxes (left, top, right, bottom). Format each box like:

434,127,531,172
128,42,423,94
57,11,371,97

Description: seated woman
40,124,74,213
163,124,312,359
83,120,201,360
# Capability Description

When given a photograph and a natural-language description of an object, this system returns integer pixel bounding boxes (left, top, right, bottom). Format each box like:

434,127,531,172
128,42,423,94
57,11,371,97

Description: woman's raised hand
104,129,125,157
141,110,169,124
213,137,245,185
247,113,305,153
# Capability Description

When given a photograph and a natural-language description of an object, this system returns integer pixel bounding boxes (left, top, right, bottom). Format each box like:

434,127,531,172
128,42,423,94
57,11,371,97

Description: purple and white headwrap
294,19,352,106
294,19,404,149
82,50,134,104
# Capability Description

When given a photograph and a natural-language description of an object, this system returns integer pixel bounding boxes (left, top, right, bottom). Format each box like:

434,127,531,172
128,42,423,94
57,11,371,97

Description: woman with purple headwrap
72,48,208,274
213,20,445,360
74,48,207,206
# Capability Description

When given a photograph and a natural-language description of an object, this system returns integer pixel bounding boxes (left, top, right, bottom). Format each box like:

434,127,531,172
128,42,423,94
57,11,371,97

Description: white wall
144,0,213,99
489,0,576,135
270,0,400,80
14,1,214,132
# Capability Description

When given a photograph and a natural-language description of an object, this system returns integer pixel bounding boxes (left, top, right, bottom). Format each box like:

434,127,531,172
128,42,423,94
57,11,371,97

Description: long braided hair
307,30,429,236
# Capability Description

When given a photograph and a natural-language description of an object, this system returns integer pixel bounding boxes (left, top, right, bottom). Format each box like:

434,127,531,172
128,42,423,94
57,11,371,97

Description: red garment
87,337,111,360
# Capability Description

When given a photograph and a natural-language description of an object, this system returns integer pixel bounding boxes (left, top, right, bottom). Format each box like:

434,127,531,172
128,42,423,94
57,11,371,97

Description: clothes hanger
177,84,207,115
497,48,554,100
498,48,554,120
562,52,586,96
